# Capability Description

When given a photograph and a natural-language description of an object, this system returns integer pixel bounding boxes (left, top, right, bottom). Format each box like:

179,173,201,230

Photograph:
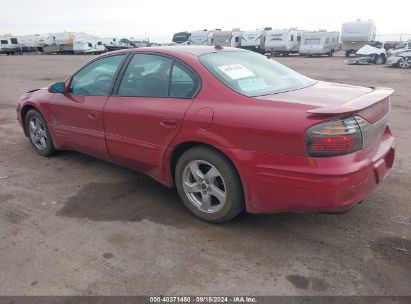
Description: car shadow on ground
54,150,351,232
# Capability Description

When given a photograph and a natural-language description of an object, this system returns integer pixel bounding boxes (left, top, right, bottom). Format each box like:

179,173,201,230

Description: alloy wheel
28,117,48,150
182,160,227,213
399,57,411,68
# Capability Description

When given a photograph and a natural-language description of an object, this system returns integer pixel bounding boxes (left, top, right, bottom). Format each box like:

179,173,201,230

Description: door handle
160,118,178,127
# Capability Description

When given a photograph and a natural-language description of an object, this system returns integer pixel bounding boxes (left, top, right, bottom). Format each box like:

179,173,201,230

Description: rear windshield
199,51,315,97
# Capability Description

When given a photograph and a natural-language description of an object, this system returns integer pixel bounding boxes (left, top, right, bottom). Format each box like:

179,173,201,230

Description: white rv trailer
0,36,21,55
73,38,105,54
265,28,306,56
231,29,242,48
299,30,340,56
341,19,376,57
19,35,42,52
212,30,233,47
189,30,212,45
41,32,75,54
240,28,271,53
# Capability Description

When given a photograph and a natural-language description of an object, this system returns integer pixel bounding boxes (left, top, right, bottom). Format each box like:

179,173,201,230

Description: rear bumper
226,127,395,214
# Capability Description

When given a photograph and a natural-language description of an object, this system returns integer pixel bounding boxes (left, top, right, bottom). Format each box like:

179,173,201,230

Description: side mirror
48,82,66,93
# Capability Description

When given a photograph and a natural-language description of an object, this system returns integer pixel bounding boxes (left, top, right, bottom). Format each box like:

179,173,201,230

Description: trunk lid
255,81,393,124
255,81,393,151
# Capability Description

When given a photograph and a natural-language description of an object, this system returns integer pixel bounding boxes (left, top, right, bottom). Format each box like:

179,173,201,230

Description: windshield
199,51,316,97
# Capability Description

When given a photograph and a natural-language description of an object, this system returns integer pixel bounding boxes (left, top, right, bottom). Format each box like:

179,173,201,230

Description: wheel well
21,105,37,136
169,141,240,185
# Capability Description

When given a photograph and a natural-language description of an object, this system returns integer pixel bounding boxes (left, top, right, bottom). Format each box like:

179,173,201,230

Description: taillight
306,116,368,157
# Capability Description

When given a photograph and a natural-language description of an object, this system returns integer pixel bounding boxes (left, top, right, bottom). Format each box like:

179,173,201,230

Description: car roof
106,45,246,57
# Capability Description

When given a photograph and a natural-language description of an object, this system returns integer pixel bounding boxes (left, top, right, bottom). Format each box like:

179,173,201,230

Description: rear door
104,53,201,180
49,54,127,160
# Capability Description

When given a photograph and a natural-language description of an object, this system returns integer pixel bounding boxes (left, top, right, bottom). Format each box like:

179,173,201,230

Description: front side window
200,51,315,97
10,38,18,44
118,54,172,97
71,54,125,96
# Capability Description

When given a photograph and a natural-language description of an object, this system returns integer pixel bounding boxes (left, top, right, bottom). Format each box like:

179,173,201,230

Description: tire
328,50,334,57
25,109,57,157
345,50,351,57
398,57,411,69
175,146,244,223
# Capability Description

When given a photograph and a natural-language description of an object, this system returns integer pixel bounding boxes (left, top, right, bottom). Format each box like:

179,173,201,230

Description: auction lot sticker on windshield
218,64,255,80
238,78,270,92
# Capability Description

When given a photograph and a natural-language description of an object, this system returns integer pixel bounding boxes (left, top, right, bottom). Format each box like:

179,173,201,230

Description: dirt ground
0,53,410,296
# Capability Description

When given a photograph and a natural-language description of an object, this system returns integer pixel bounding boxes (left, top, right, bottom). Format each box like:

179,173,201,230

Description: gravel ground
0,53,410,296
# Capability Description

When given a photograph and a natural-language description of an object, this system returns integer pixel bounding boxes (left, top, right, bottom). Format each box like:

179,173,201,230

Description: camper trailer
212,30,234,47
189,30,211,45
19,35,42,52
73,38,105,54
172,32,191,45
240,28,271,53
41,32,75,54
231,29,242,48
0,36,21,55
299,30,340,56
341,19,376,57
265,28,305,56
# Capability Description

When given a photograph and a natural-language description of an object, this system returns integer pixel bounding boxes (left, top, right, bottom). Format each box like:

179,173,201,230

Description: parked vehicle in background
19,35,42,52
189,30,212,45
41,32,75,54
104,38,135,51
240,27,271,53
230,29,242,48
341,19,376,57
172,32,191,45
299,30,339,56
0,36,21,55
387,40,411,68
265,28,305,56
213,30,234,47
346,41,387,65
16,46,395,223
73,38,105,54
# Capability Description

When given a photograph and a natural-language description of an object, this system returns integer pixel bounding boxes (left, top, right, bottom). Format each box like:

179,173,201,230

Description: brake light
306,116,367,157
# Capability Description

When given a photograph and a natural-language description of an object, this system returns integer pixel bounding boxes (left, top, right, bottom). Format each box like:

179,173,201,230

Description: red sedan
16,46,395,223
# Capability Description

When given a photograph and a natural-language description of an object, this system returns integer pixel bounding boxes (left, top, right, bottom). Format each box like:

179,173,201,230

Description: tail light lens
306,116,368,157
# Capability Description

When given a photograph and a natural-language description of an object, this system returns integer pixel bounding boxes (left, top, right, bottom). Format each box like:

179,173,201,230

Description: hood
357,45,386,56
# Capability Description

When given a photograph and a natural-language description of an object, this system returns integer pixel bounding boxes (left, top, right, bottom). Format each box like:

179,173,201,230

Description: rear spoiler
307,87,394,115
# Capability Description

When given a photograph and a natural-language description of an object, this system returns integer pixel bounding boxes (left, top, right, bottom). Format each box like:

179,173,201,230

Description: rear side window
10,38,18,44
118,53,200,98
170,62,200,98
1,40,8,44
118,54,172,97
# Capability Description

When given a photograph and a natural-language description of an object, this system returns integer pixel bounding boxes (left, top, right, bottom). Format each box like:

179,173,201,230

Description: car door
104,53,201,180
49,54,127,160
